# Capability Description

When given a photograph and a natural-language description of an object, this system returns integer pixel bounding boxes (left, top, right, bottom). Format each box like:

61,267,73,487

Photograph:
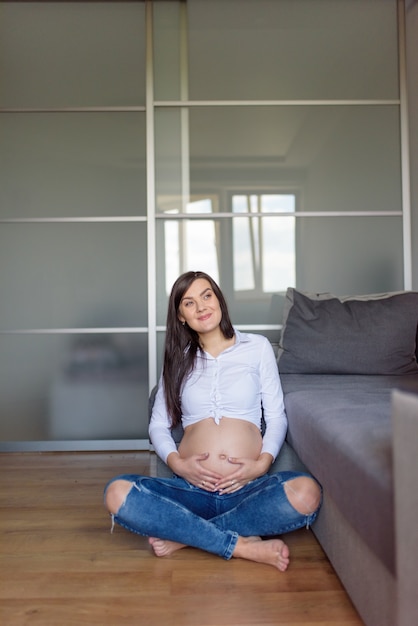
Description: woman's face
177,278,222,336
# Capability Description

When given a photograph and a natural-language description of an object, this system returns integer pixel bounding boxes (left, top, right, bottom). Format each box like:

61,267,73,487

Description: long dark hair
163,271,234,427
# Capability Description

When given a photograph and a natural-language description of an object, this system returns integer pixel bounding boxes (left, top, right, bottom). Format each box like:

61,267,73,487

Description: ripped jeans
104,471,320,560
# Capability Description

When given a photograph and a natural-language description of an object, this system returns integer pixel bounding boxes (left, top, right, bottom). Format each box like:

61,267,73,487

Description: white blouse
149,329,288,464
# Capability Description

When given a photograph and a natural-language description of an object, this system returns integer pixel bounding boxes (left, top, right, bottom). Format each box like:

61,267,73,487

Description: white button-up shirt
149,329,288,463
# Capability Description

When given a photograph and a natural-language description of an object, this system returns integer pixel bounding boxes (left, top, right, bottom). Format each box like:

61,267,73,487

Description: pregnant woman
104,271,321,571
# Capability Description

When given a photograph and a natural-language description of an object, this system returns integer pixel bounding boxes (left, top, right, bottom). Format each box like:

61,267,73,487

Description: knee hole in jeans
104,479,135,515
283,476,321,516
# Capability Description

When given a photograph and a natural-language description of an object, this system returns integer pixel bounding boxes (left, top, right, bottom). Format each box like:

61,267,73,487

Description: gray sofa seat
281,373,418,575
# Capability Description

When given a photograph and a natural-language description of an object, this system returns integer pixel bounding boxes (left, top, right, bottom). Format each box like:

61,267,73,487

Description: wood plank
0,452,364,626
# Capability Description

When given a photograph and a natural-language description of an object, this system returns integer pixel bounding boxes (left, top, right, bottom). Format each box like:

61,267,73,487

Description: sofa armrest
392,388,418,626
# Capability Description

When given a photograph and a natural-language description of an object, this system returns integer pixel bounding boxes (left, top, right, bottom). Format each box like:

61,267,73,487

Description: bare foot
233,536,290,571
148,537,186,557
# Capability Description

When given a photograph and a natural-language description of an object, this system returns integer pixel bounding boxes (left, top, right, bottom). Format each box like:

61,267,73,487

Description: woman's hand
215,453,273,494
167,452,223,491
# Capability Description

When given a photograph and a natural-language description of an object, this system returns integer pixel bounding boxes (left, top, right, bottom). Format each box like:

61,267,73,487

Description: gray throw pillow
277,288,418,375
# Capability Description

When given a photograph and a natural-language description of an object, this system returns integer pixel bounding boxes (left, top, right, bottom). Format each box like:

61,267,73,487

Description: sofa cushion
277,289,418,375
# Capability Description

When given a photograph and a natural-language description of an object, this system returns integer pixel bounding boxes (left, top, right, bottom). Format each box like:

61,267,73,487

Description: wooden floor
0,452,363,626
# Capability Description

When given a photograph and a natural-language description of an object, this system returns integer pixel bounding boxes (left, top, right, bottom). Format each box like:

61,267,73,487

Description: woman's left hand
215,453,273,494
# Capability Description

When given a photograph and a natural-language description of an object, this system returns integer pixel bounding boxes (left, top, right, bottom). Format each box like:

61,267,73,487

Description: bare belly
178,417,262,477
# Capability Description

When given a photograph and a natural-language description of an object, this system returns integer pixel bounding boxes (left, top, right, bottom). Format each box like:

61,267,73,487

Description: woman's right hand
167,452,222,491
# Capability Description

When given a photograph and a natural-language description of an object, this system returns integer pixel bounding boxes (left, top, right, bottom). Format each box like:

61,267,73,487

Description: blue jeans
104,471,320,560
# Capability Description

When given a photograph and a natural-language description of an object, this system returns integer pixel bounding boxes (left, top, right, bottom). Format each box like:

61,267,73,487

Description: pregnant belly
178,417,262,477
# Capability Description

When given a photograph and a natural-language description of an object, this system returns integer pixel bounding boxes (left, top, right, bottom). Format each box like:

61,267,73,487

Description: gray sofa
275,288,418,626
151,288,418,626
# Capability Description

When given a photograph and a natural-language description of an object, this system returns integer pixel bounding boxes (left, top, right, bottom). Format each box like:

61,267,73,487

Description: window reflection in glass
159,193,296,297
157,216,289,329
164,197,220,294
162,193,295,297
232,194,295,294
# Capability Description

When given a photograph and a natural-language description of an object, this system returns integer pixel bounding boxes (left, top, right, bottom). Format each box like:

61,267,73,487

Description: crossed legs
104,474,321,571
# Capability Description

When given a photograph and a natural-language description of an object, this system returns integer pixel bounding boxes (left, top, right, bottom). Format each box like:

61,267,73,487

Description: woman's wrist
257,452,274,475
166,451,182,474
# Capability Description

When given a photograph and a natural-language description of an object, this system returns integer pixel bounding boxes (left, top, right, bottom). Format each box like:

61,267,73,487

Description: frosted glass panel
153,2,183,101
0,113,146,218
232,194,296,292
0,223,148,330
155,106,401,214
157,214,404,326
0,334,149,442
0,0,407,450
156,217,292,330
157,332,166,376
296,216,404,295
154,0,398,101
0,2,145,107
